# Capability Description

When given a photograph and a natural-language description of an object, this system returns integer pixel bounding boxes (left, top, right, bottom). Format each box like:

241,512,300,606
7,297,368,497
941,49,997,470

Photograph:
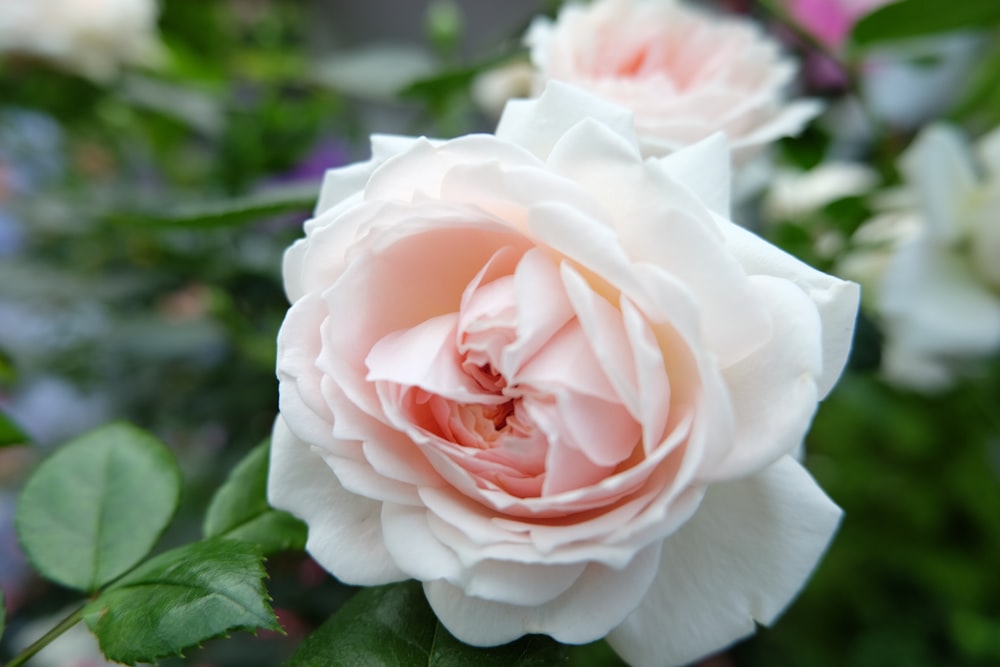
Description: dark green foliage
286,581,569,667
84,538,279,665
852,0,1000,46
204,439,307,554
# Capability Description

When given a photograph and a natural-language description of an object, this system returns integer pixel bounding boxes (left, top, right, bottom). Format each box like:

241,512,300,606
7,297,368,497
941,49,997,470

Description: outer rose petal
606,456,841,667
267,417,407,585
721,222,860,398
711,276,823,480
496,81,639,162
424,542,663,646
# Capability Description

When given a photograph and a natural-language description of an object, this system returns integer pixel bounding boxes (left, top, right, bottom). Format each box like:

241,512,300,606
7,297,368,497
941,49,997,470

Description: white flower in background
471,60,535,120
0,0,163,80
841,124,1000,390
268,82,859,667
525,0,821,166
763,162,879,222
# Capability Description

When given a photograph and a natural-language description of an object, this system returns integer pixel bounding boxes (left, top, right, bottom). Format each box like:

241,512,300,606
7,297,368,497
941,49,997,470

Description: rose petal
721,222,859,398
655,132,732,218
367,313,495,403
267,417,407,585
710,275,823,480
606,456,841,667
424,542,662,646
496,80,639,162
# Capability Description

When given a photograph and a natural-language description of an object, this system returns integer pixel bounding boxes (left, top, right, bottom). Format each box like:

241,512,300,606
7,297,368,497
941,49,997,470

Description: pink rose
787,0,893,50
525,0,821,165
268,83,859,667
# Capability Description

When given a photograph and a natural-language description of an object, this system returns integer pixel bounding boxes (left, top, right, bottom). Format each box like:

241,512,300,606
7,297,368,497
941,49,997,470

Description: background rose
840,124,1000,390
268,83,859,667
0,0,162,80
525,0,821,166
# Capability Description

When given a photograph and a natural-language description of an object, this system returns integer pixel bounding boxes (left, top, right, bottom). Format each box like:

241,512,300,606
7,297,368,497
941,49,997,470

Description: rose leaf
852,0,1000,47
14,422,181,592
285,580,569,666
83,537,280,665
203,439,307,554
0,408,28,447
1,588,5,642
103,181,317,229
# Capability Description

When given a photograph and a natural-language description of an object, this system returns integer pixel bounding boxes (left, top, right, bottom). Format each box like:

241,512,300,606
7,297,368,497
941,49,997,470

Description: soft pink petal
530,404,618,495
318,215,531,420
380,503,463,582
438,161,608,236
267,417,406,585
620,298,670,454
722,222,859,398
559,263,640,420
654,132,732,218
501,248,576,376
424,542,662,646
276,295,339,448
539,390,641,470
710,276,823,480
324,378,441,487
515,318,620,403
618,203,772,369
364,134,541,203
460,558,588,607
314,159,377,216
496,80,639,162
366,313,495,403
607,456,841,667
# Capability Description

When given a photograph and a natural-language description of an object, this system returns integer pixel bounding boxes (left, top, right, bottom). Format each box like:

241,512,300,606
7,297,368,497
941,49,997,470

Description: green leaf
852,0,1000,46
15,422,181,592
398,52,516,108
0,346,16,384
1,587,5,642
0,408,28,447
949,38,1000,127
84,538,280,665
285,581,569,667
104,181,318,229
204,439,307,554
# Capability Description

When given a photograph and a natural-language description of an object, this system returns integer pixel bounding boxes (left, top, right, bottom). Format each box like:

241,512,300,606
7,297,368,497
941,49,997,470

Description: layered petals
525,0,820,166
269,82,856,667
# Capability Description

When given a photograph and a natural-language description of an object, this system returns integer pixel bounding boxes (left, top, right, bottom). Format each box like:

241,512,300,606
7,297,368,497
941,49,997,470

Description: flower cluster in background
1,0,1000,666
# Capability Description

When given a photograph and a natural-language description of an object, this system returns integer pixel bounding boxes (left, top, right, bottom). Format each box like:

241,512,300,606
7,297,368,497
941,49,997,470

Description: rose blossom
268,83,859,667
524,0,821,166
0,0,162,80
840,124,1000,390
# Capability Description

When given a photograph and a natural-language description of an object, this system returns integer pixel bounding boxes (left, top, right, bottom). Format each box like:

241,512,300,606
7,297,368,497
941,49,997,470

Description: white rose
0,0,162,80
842,124,1000,390
525,0,821,165
268,82,859,667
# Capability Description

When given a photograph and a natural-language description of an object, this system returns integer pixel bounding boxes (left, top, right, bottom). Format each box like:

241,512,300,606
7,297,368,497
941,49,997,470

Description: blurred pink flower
787,0,893,50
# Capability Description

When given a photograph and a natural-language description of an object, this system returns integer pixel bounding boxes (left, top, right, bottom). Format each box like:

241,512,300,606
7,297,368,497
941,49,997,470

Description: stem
6,603,86,667
754,0,884,134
